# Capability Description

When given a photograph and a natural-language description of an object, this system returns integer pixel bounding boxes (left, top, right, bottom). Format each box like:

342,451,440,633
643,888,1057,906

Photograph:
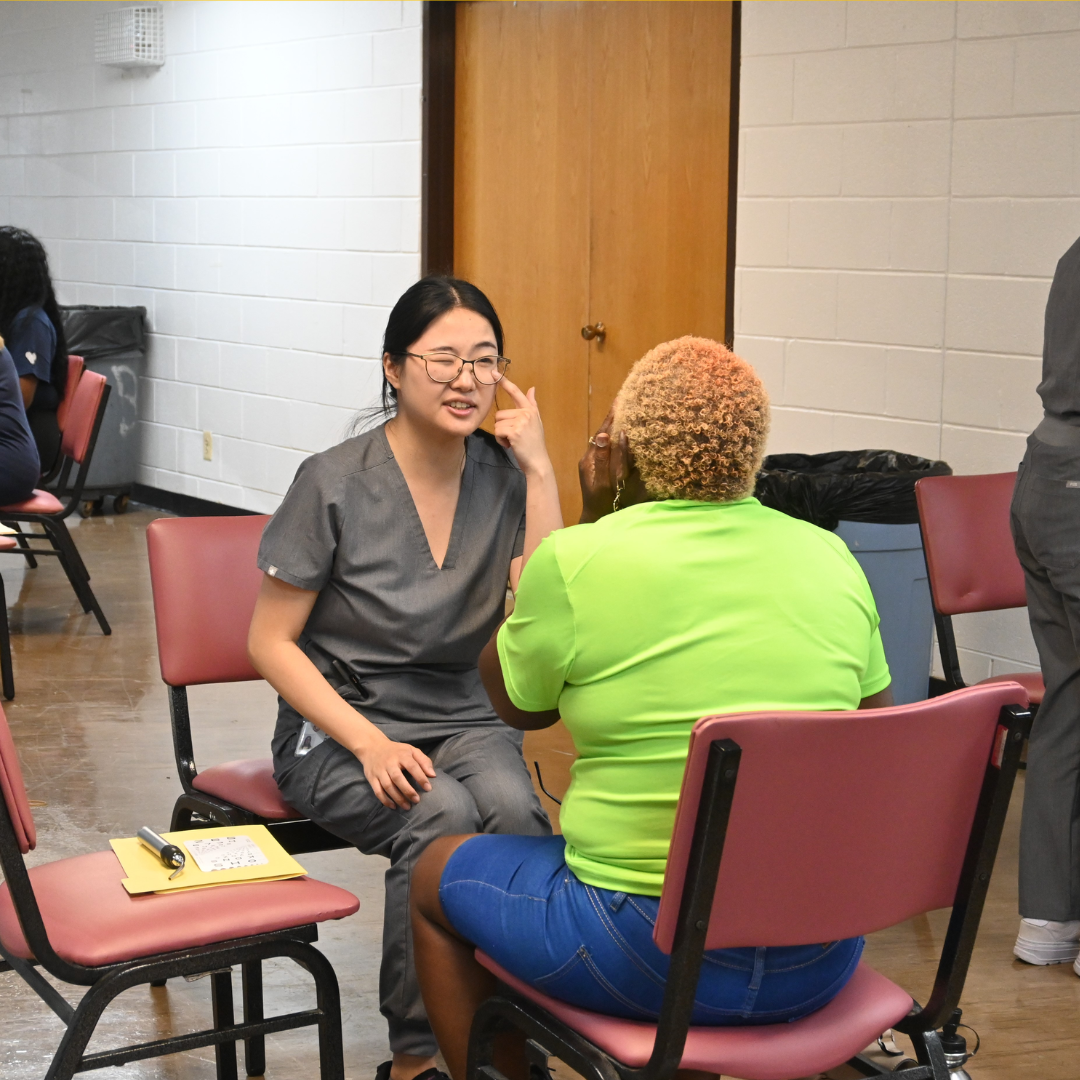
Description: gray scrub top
259,423,527,745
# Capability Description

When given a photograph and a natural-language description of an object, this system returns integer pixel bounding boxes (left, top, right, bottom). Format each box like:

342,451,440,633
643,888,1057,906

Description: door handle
581,322,606,343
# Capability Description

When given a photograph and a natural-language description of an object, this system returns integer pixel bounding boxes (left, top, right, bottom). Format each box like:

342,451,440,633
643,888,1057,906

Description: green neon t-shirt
497,498,891,896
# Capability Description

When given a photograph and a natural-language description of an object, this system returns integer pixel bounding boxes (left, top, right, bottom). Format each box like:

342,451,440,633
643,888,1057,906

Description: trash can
755,451,952,704
58,305,147,515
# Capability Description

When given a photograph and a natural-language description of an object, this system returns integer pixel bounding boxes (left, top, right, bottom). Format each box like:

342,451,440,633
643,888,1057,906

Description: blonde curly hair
612,336,770,503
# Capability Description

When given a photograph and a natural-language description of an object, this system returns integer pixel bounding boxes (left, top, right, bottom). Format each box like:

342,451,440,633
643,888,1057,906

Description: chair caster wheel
892,1060,920,1072
79,498,103,518
113,494,130,514
150,978,167,987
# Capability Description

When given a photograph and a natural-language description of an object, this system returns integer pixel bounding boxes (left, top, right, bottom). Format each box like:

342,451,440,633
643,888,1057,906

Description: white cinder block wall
2,0,1073,679
735,0,1080,682
0,0,421,512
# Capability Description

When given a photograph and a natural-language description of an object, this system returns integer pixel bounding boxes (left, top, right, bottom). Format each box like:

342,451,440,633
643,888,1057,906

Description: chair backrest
916,472,1026,615
55,355,84,432
654,681,1027,953
58,368,108,465
147,515,270,687
0,704,36,854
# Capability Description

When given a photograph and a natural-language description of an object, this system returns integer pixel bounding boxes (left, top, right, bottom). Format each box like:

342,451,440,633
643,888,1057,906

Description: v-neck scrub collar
377,423,476,573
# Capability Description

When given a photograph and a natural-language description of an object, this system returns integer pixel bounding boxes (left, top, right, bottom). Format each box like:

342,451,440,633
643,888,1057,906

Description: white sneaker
1014,918,1080,964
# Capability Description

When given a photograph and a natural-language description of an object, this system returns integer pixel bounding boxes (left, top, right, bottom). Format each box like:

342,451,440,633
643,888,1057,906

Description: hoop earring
612,480,625,513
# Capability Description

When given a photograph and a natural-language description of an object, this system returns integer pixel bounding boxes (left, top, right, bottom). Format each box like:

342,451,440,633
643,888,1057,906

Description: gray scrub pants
276,724,551,1057
1012,437,1080,920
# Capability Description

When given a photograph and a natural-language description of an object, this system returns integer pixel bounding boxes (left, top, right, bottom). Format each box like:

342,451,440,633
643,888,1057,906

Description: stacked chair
0,355,93,698
0,700,359,1080
916,472,1044,708
39,354,85,487
0,365,112,635
468,683,1031,1080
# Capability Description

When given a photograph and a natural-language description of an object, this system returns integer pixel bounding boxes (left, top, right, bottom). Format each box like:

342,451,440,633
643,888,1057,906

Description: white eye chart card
184,834,269,873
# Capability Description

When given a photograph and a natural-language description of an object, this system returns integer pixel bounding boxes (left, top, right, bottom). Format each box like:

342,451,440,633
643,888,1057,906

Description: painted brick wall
734,0,1080,681
0,0,422,512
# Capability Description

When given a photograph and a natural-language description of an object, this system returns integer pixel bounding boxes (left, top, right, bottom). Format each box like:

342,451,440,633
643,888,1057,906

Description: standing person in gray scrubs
1011,234,1080,971
248,277,562,1080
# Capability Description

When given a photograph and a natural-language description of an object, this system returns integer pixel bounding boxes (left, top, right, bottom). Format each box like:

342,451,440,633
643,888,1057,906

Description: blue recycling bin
833,520,934,705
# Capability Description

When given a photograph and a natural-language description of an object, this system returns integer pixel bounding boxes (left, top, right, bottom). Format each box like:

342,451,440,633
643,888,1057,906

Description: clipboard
110,825,307,896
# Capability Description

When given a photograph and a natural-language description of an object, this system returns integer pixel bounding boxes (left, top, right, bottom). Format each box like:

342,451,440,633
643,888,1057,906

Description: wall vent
95,6,165,69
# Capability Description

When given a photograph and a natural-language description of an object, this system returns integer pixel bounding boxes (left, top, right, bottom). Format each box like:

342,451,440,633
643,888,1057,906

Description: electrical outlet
202,430,213,461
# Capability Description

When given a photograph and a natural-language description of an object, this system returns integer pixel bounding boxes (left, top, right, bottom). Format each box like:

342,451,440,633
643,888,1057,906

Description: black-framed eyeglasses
405,351,511,385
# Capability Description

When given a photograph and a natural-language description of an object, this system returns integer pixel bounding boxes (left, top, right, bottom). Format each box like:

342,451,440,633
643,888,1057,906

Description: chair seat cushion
477,953,913,1080
0,489,64,515
192,758,299,820
980,671,1044,705
0,850,358,967
0,536,16,551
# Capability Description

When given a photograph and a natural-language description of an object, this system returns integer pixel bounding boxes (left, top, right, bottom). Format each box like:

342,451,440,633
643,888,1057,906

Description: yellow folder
110,825,307,896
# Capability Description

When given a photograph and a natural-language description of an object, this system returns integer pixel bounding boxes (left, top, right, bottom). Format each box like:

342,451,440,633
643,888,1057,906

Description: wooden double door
453,0,738,523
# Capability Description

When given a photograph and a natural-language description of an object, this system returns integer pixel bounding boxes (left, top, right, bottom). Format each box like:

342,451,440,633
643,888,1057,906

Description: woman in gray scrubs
248,277,562,1080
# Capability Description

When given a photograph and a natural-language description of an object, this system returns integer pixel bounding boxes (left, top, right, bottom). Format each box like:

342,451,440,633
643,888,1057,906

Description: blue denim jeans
441,834,863,1025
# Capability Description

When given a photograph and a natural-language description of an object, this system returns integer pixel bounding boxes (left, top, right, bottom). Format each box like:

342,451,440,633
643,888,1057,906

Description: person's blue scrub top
7,306,59,411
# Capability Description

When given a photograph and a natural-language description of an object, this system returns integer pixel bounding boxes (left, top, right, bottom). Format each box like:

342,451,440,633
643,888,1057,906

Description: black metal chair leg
41,523,91,608
0,573,13,700
242,961,266,1076
47,522,110,635
211,969,239,1080
44,980,117,1080
47,520,91,582
56,543,100,621
11,522,38,569
298,944,345,1080
910,1028,951,1080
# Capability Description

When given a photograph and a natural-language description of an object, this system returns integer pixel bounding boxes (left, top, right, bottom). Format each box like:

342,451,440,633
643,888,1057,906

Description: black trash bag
59,305,147,362
754,450,952,532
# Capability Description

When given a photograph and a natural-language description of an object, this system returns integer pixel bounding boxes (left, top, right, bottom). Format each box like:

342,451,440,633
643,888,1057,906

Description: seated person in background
0,227,70,474
409,336,893,1080
0,338,40,506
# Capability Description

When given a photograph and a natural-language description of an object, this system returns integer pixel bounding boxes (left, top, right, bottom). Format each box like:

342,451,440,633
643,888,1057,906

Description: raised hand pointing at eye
493,377,550,480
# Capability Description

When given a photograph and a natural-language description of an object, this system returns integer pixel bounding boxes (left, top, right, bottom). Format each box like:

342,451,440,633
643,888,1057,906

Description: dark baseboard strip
132,484,258,518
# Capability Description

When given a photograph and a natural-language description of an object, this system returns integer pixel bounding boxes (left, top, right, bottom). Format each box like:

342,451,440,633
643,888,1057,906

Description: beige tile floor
1,508,1077,1080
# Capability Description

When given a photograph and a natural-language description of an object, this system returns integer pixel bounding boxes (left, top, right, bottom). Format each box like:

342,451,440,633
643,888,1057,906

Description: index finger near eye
596,401,617,436
497,377,530,409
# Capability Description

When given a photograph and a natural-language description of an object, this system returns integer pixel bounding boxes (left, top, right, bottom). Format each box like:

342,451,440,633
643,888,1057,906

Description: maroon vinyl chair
468,682,1031,1080
54,354,84,434
146,515,348,855
0,701,359,1080
916,472,1043,706
37,354,85,488
0,368,111,634
0,535,15,699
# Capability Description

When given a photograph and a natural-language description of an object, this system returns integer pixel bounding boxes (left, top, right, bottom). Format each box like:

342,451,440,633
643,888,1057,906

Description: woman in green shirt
409,337,893,1080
